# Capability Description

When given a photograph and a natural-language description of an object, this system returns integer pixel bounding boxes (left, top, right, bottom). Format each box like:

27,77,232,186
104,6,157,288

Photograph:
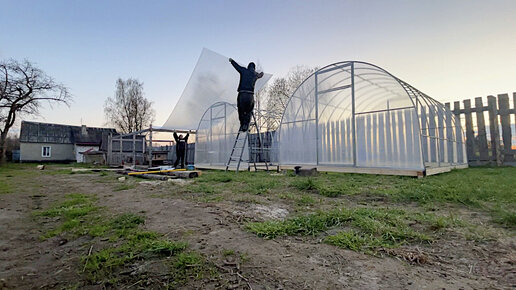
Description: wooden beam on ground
128,169,186,175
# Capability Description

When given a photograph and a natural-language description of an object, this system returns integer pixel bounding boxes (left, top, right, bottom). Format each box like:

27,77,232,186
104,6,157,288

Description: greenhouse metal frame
276,61,468,176
194,101,249,169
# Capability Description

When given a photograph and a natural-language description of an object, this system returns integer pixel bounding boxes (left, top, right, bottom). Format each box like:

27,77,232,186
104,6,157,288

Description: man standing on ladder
229,58,264,131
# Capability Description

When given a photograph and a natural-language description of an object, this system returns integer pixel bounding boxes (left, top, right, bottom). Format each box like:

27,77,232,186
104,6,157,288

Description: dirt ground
0,168,515,289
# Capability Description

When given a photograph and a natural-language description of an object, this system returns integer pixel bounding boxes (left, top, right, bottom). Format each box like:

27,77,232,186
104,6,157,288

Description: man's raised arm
229,58,243,73
257,71,264,79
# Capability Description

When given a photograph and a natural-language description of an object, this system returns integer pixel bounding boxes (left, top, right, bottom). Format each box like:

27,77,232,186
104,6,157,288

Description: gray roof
20,121,117,145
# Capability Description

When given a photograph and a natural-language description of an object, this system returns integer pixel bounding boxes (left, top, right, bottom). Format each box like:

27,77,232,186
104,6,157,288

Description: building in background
19,121,116,163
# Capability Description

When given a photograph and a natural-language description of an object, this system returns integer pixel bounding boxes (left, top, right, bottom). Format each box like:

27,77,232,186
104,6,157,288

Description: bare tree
262,66,317,130
104,78,155,133
0,59,71,163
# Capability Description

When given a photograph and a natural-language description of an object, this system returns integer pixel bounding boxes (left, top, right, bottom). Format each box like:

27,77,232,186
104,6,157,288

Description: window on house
42,146,51,157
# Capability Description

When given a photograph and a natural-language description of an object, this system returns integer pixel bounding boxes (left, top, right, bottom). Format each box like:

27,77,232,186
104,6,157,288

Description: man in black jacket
229,58,264,132
173,131,189,168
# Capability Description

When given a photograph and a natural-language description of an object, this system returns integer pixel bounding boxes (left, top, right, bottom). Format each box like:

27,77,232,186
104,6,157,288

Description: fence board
463,99,476,161
487,96,502,165
498,94,513,162
474,97,489,160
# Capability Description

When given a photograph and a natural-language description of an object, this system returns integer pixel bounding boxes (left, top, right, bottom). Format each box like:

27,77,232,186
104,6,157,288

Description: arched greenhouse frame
276,61,468,176
194,102,249,168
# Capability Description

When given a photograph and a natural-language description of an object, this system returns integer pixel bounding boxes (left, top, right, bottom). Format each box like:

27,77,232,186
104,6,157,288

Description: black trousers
237,92,254,131
174,149,185,168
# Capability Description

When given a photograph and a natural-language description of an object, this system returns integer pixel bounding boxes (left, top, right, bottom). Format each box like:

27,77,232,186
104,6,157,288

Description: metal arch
195,101,239,166
276,60,458,169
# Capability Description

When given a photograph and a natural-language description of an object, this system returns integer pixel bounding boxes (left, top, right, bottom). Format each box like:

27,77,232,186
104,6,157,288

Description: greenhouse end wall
277,61,467,175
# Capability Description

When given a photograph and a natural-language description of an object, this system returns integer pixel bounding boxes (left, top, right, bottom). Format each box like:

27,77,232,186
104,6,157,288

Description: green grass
246,207,459,254
34,190,214,285
35,193,99,238
185,167,516,228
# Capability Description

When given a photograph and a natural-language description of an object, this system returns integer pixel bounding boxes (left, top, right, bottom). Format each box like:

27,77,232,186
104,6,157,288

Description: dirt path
0,172,514,289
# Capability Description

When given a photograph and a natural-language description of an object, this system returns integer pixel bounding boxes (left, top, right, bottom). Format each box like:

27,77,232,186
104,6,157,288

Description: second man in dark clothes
229,58,264,132
173,131,189,168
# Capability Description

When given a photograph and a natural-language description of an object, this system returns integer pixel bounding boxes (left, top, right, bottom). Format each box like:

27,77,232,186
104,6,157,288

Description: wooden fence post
463,99,476,162
487,96,502,165
498,94,513,162
474,97,489,160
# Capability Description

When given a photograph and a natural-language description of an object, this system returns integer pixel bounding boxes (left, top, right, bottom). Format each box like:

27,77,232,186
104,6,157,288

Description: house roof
20,121,117,145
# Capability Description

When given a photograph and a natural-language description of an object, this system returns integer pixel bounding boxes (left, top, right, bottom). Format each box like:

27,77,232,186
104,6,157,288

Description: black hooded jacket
230,59,264,92
173,132,189,152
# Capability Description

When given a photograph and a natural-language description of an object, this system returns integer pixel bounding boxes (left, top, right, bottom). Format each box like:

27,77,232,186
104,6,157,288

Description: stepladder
226,112,270,172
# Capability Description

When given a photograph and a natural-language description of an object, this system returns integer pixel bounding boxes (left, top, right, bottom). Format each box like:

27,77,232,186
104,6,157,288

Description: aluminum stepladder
225,112,269,172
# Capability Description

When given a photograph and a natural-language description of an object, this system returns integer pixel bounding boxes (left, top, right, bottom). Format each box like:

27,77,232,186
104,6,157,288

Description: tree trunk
0,131,8,164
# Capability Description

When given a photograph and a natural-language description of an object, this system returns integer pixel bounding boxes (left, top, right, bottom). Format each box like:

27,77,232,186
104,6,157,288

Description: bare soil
0,171,514,289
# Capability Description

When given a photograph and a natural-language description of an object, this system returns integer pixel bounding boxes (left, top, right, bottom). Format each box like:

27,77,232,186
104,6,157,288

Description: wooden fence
445,93,516,165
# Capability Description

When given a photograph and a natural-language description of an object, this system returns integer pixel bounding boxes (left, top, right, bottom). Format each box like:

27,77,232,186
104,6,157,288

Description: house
19,121,116,163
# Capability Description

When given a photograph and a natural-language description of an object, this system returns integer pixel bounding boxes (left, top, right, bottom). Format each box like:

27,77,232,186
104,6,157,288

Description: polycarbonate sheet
355,108,422,169
278,60,467,172
353,63,413,114
162,48,272,130
194,102,246,167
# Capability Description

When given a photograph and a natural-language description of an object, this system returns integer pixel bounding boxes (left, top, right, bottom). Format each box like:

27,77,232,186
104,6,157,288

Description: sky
1,0,516,130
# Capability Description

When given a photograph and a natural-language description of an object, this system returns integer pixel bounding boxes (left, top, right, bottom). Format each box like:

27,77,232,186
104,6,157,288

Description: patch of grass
222,249,235,256
186,183,218,194
110,213,145,229
325,230,383,253
171,252,210,282
35,193,98,238
246,207,457,254
35,192,213,285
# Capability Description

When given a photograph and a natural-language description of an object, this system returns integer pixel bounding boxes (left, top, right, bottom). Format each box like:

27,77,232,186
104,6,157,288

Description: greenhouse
195,102,248,168
277,61,468,176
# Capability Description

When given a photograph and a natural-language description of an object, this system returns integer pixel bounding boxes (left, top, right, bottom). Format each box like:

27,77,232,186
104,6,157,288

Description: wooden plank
474,97,489,160
487,96,502,165
498,94,513,162
463,99,476,161
453,101,461,116
128,168,186,175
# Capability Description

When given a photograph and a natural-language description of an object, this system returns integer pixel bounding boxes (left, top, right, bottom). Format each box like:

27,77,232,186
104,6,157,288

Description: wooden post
498,94,513,162
453,101,463,163
463,99,476,162
148,124,153,167
119,135,122,165
142,136,145,165
107,133,112,165
474,97,489,160
487,96,502,165
132,134,136,167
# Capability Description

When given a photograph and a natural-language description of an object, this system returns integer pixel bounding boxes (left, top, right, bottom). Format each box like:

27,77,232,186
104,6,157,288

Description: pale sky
1,0,515,130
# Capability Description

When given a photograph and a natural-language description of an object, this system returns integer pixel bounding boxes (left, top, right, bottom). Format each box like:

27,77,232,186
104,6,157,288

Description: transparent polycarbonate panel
416,93,468,167
194,102,245,167
316,63,352,94
279,119,317,165
317,83,353,165
278,73,317,165
163,48,272,130
353,63,413,114
278,61,468,172
356,108,423,169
